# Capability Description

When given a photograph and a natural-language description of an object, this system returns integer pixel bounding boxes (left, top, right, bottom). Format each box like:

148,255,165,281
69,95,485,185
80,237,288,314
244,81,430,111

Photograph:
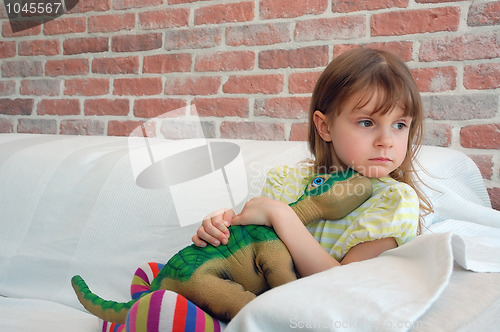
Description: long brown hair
308,48,433,226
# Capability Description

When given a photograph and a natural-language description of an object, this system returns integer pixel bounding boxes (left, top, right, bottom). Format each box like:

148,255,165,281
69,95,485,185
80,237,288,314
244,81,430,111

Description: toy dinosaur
72,169,372,324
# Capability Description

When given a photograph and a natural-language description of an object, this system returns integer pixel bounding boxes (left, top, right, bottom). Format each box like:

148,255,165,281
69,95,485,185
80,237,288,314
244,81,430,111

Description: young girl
194,48,432,277
113,48,432,331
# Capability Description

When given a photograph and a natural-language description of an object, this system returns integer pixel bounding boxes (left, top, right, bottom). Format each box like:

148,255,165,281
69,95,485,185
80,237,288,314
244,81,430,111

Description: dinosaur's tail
71,275,136,324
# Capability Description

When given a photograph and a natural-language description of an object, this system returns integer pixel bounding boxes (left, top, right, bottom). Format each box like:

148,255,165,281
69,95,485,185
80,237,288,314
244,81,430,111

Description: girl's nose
375,128,393,148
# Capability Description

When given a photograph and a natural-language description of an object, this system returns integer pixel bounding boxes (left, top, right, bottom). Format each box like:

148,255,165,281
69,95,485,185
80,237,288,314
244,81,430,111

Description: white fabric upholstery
0,134,499,331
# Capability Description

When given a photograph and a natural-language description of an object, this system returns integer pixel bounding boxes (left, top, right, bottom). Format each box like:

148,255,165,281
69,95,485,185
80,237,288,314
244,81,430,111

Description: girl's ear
313,110,332,142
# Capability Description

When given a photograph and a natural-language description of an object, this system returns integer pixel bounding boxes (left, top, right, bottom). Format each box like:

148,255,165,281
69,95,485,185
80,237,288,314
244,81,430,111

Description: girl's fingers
192,208,236,247
196,225,223,246
191,234,208,247
221,209,236,232
199,210,234,245
209,216,230,238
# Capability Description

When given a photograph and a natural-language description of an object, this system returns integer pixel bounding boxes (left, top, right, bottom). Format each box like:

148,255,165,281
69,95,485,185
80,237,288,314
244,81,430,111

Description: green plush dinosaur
72,169,372,324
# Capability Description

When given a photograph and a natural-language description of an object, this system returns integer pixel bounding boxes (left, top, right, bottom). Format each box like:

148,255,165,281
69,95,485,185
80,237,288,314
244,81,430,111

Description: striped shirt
261,165,419,262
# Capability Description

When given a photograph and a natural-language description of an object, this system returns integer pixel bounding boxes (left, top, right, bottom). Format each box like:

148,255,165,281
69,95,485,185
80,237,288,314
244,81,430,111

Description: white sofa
0,133,499,332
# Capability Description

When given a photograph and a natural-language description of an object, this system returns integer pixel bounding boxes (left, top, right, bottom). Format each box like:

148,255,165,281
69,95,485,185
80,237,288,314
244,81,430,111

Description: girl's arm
192,165,294,248
232,197,397,277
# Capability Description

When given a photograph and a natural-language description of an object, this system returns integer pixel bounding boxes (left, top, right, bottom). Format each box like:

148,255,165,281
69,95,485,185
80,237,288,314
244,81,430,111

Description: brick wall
0,0,499,209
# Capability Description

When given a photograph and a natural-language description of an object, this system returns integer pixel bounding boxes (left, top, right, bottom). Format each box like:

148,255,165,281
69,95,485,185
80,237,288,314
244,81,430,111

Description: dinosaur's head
300,168,358,198
289,169,373,225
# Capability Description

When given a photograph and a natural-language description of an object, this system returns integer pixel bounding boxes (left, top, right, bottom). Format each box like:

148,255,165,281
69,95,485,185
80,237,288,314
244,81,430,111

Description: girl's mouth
369,157,391,162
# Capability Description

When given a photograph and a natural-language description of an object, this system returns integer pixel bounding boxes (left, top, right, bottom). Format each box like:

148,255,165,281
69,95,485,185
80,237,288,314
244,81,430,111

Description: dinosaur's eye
311,177,325,187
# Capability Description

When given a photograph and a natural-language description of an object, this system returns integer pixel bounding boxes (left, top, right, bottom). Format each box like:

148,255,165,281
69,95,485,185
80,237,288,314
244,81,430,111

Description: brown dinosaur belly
158,240,297,321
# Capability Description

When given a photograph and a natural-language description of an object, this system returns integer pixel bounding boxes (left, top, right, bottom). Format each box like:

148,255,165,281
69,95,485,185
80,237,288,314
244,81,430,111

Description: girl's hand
192,208,235,247
232,197,292,228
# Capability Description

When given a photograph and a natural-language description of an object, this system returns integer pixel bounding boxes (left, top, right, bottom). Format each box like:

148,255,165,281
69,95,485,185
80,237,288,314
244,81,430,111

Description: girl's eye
393,122,407,130
311,177,325,187
358,120,373,128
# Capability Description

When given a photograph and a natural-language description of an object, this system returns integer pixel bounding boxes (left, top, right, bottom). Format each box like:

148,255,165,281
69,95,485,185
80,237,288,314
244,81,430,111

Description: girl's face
315,91,412,178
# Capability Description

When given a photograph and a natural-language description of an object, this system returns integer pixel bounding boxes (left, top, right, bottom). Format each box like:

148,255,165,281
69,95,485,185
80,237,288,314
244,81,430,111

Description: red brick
20,79,61,96
192,98,249,117
371,7,460,36
0,118,14,133
460,124,500,149
0,41,16,59
294,16,366,41
2,20,42,37
85,99,130,116
332,0,408,12
165,76,221,95
468,1,500,26
113,78,162,96
113,0,162,10
145,104,189,119
226,23,291,46
63,37,109,55
255,97,310,119
111,34,162,52
43,17,86,35
2,60,43,77
419,32,500,61
139,8,189,29
108,120,150,137
424,95,497,120
18,119,57,134
134,98,187,118
64,78,109,96
92,56,140,74
168,0,211,3
416,0,467,2
223,74,284,94
333,42,414,62
195,51,255,72
165,28,222,50
46,58,89,76
289,122,308,141
259,46,328,69
422,123,452,147
469,155,493,180
69,0,109,13
0,80,16,96
60,120,106,136
487,187,500,211
195,2,254,25
260,0,327,19
411,67,457,92
220,121,285,140
88,13,135,33
464,63,500,90
143,54,192,73
18,39,60,56
37,99,80,115
289,71,322,94
0,98,33,115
